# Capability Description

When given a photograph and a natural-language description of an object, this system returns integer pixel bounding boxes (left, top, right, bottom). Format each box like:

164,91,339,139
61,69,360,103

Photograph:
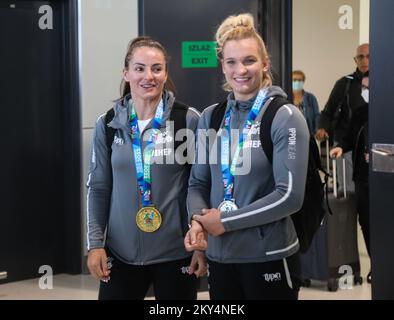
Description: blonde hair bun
215,14,255,49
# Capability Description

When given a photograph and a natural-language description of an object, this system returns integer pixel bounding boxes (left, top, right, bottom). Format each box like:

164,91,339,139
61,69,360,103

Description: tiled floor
0,272,371,300
0,226,372,300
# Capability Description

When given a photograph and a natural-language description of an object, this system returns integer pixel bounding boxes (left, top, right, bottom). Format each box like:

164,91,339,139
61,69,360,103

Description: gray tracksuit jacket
87,91,200,265
187,86,309,263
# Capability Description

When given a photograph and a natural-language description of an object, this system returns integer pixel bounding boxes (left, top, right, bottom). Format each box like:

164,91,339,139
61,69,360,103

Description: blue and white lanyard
221,90,269,201
129,99,164,207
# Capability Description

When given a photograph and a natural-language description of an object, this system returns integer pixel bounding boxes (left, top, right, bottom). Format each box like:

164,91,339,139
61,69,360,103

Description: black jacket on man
337,103,369,182
318,69,368,142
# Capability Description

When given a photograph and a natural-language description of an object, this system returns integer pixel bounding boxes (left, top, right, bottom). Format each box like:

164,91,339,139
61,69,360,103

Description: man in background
316,43,369,191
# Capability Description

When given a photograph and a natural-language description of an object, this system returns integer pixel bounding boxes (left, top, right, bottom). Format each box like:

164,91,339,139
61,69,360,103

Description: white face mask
361,88,369,103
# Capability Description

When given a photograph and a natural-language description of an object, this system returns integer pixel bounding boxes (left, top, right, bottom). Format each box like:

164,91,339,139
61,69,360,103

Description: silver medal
218,200,238,213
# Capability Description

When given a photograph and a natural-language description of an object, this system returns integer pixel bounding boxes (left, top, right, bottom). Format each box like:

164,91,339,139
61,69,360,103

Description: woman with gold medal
86,36,206,300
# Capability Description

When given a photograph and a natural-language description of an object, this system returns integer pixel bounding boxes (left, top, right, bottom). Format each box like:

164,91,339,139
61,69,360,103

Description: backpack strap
210,97,290,164
334,76,353,122
104,108,116,156
260,97,290,164
344,75,352,97
344,76,352,119
169,101,190,235
209,100,228,131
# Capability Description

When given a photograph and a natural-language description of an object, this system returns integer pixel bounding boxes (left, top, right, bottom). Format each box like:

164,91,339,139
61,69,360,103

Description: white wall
293,0,360,110
79,0,138,255
80,0,138,127
359,0,370,44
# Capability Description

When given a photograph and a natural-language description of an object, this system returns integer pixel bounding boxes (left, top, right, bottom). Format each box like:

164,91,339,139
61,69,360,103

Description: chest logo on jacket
243,140,261,149
243,122,261,149
154,130,173,144
114,135,124,146
249,122,261,135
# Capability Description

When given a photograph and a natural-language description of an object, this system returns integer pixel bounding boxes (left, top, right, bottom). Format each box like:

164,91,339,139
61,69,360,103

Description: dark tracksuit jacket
86,91,200,265
318,69,368,142
337,103,369,182
187,86,310,264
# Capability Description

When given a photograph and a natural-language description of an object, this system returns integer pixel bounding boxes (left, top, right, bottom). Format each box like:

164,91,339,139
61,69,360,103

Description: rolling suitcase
299,143,363,291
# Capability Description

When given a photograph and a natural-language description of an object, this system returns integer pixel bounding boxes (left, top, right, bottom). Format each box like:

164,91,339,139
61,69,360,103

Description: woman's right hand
188,250,207,278
184,220,208,252
330,147,343,159
87,248,111,281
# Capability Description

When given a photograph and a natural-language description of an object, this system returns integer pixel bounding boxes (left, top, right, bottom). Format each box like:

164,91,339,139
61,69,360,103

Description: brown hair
119,36,176,99
215,13,272,91
292,70,306,81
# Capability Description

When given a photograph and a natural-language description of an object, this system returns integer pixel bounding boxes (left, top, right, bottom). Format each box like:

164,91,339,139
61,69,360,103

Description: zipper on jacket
131,122,148,266
136,180,144,264
138,129,150,265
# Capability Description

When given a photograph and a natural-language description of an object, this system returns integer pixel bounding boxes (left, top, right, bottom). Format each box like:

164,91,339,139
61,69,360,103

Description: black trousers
355,180,370,256
207,253,300,300
98,251,198,300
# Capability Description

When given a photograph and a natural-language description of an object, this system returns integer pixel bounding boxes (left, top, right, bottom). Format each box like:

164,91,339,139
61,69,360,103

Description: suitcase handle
332,157,346,199
326,140,330,175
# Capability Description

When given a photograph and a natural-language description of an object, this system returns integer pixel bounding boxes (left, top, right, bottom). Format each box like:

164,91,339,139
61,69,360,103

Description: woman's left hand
188,250,207,278
193,208,225,236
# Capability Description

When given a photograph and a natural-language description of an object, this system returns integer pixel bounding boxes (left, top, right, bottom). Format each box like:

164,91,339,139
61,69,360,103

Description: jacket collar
108,91,175,131
355,69,369,80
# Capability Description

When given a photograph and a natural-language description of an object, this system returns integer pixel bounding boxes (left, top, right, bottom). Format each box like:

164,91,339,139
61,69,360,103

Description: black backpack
210,97,329,253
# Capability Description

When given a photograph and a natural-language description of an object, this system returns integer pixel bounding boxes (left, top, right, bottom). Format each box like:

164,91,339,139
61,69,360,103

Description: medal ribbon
129,99,164,207
221,90,269,201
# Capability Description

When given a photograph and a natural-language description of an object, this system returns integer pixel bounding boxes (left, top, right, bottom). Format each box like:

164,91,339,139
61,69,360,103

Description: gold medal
136,206,162,232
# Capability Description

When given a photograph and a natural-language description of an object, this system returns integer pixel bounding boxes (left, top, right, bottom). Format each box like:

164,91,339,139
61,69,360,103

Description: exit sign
182,41,218,68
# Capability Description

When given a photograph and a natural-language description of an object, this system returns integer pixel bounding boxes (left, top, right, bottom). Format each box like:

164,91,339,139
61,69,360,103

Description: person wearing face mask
330,75,371,283
292,70,320,135
86,36,206,300
184,13,309,300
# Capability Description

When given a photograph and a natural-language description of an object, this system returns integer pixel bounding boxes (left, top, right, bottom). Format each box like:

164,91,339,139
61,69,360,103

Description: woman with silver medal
217,85,270,214
185,14,310,300
86,36,206,300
